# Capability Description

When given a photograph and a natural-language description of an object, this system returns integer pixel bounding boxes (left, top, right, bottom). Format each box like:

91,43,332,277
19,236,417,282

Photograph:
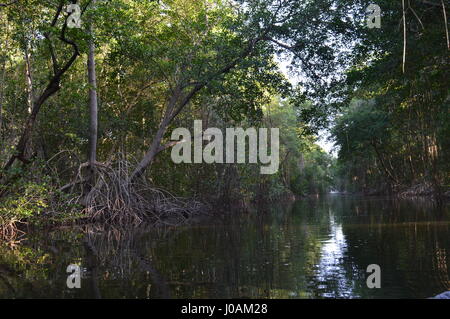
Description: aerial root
79,159,209,226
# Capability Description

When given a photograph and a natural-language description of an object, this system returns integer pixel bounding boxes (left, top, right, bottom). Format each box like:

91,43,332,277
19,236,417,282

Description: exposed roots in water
0,155,210,241
72,159,210,226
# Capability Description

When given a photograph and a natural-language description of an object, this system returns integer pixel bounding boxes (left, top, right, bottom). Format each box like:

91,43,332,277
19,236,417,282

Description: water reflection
0,195,449,298
315,213,356,298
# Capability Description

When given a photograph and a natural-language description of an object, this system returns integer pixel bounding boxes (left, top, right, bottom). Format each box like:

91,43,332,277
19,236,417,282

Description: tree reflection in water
0,196,449,299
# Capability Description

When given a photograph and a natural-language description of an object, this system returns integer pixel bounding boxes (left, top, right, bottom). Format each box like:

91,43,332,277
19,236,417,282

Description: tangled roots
80,160,209,226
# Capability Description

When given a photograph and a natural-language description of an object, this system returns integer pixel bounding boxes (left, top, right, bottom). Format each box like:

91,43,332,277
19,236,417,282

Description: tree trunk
130,121,168,181
0,8,7,137
87,3,98,187
0,57,5,137
3,79,60,171
129,83,183,181
24,42,34,114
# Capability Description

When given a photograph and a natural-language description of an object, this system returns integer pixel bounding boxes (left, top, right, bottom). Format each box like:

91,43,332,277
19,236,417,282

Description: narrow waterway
0,195,449,298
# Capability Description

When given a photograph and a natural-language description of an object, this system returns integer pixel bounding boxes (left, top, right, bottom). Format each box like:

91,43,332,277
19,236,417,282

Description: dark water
1,195,449,299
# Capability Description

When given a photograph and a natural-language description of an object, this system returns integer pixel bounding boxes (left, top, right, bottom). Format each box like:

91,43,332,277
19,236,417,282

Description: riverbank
335,182,450,200
1,178,447,243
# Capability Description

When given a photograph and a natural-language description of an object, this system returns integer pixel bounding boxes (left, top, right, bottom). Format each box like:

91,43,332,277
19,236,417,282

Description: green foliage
0,162,81,229
0,180,48,219
290,147,335,196
327,1,450,194
1,0,448,230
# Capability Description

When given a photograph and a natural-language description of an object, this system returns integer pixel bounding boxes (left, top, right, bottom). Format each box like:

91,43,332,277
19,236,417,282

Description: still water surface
1,195,449,298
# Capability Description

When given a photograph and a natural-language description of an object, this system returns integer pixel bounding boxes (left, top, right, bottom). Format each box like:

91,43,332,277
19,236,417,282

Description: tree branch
442,0,450,50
